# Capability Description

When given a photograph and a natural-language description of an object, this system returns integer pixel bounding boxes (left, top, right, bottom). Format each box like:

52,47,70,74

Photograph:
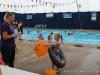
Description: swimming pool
14,29,100,45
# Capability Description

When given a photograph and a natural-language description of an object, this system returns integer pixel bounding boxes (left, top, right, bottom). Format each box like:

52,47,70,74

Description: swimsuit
53,46,61,56
55,52,61,56
18,25,23,34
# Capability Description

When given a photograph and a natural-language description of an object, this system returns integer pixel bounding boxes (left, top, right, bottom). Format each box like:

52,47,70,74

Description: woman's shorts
48,40,52,43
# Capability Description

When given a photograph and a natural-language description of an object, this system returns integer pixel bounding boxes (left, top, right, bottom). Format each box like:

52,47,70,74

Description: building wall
0,12,100,30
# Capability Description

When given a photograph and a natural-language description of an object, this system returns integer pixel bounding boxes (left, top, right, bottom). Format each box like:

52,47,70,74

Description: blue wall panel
80,12,90,29
53,13,63,28
71,12,80,29
0,12,100,30
96,12,100,30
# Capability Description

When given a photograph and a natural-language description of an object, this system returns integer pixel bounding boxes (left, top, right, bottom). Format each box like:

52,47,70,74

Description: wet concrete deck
14,40,100,75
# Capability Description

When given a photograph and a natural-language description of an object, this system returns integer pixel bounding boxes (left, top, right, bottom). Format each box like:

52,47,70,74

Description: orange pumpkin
34,40,48,57
44,69,56,75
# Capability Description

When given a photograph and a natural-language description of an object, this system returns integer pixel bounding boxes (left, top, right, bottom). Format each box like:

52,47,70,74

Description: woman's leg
19,34,23,40
1,46,11,65
20,34,22,39
9,46,15,67
48,40,52,43
19,33,21,40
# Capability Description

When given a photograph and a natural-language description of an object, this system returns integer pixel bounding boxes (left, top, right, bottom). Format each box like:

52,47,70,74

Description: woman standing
48,32,53,42
1,12,20,67
18,21,23,40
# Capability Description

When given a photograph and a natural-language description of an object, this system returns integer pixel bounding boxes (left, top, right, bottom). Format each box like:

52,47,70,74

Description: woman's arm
2,31,13,40
2,31,21,40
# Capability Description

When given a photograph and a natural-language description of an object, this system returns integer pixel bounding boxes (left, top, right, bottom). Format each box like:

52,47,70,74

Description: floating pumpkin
44,69,56,75
34,40,48,57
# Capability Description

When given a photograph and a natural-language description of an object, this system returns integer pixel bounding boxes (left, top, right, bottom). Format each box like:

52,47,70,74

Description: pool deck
13,39,100,75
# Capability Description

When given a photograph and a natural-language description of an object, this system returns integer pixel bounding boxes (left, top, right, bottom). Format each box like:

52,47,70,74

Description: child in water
38,33,44,40
44,33,63,72
67,31,75,36
37,31,39,33
28,31,30,34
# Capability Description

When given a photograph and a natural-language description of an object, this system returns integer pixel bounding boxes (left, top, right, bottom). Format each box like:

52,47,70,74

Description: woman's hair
19,20,23,23
55,33,63,42
4,12,14,21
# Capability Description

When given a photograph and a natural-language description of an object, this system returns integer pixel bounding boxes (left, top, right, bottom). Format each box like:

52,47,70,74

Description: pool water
14,29,100,45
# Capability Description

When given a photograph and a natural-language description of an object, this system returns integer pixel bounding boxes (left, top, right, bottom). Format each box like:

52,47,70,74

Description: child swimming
67,31,75,36
44,33,63,72
28,31,30,34
37,31,39,33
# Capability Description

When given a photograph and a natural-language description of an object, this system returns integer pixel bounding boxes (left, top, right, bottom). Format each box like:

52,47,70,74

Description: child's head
19,20,23,24
68,32,70,35
51,32,53,35
54,33,61,41
37,31,39,33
